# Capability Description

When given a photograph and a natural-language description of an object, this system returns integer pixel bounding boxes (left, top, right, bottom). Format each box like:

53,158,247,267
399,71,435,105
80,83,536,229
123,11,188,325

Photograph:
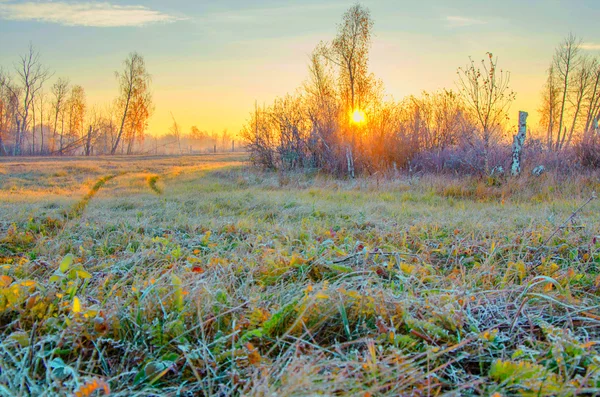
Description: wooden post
214,144,216,154
232,140,235,152
511,111,528,177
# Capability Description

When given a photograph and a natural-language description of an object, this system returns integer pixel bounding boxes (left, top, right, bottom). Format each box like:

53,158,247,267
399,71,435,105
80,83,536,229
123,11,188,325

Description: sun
350,109,366,125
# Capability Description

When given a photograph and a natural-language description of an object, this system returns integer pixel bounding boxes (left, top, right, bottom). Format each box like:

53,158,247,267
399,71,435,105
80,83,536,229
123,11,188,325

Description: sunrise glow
351,109,366,125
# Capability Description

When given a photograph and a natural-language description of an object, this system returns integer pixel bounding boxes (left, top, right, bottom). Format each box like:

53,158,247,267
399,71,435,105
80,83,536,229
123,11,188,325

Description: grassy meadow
0,154,600,396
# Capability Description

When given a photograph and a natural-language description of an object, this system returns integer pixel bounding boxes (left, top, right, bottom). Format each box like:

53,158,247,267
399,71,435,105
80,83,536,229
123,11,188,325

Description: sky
1,0,599,136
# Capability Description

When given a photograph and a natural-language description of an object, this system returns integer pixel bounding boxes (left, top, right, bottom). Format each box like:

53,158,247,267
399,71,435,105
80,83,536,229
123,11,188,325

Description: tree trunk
59,114,64,155
346,146,355,178
40,101,44,154
86,125,92,156
556,61,571,151
112,88,132,155
32,100,36,155
511,111,528,176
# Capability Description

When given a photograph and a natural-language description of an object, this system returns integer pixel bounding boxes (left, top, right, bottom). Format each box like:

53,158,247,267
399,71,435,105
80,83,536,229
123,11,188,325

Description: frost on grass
0,155,599,396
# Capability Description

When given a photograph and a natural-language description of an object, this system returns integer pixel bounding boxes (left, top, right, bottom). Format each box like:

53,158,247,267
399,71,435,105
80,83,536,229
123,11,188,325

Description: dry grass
0,154,599,396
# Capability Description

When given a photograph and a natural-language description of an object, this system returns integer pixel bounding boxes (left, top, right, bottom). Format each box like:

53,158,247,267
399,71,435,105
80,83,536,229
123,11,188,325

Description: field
0,154,600,396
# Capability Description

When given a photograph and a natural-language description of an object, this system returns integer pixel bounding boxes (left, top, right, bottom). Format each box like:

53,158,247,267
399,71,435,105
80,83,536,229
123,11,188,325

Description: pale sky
1,0,599,136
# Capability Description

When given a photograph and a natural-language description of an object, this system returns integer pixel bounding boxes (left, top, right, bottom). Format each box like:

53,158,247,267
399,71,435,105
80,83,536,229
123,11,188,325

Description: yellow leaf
315,292,329,300
77,270,92,279
290,254,306,266
400,262,415,275
60,254,74,273
515,261,526,281
72,296,82,313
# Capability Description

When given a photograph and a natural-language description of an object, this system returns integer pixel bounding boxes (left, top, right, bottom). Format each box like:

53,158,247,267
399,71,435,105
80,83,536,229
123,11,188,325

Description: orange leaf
74,378,110,397
192,266,204,274
246,343,261,365
0,275,12,288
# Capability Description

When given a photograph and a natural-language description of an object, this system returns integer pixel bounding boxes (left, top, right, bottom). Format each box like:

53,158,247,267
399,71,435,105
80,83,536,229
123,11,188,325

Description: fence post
511,111,528,177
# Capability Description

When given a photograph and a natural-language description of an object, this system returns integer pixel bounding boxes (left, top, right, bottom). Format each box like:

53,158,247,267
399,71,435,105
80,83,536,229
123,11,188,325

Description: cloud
581,43,600,51
198,3,347,25
0,1,185,27
445,16,487,28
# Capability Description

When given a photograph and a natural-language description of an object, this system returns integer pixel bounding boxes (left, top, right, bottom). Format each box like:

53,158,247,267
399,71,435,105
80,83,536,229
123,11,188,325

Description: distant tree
112,52,152,155
539,64,561,150
583,60,600,136
50,78,69,153
553,34,581,151
565,55,597,147
190,125,206,140
36,89,46,154
541,34,600,150
0,69,12,155
457,52,515,173
584,58,600,134
8,44,52,155
67,86,86,150
169,113,182,155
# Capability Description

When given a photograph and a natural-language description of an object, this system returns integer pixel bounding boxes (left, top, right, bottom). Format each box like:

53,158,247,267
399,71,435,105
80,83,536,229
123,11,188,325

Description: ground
0,154,599,396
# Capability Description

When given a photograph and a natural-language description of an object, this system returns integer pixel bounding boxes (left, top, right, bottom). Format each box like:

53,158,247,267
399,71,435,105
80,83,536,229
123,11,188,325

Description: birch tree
112,52,151,155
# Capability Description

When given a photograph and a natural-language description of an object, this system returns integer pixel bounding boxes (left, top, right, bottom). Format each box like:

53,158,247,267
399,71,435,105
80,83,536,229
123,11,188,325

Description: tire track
66,174,121,219
147,175,163,195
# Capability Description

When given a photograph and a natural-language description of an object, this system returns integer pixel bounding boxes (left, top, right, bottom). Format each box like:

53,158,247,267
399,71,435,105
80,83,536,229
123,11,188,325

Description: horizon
1,0,600,137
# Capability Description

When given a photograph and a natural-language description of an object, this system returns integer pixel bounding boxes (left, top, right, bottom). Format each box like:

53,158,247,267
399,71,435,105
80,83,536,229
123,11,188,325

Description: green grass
0,154,599,396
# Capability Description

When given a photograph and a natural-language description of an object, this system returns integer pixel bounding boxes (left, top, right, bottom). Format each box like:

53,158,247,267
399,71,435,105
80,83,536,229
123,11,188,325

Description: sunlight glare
351,109,366,125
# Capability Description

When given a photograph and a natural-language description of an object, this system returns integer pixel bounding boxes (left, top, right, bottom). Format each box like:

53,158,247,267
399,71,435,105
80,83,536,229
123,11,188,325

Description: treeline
147,121,237,155
242,4,600,176
0,48,237,157
0,49,155,156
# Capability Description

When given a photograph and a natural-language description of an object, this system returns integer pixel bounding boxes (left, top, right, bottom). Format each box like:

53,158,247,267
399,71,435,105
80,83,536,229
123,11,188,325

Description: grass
0,153,599,396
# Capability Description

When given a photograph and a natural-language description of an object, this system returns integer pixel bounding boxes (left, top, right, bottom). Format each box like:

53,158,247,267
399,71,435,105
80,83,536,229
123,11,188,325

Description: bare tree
0,69,11,156
539,64,561,150
564,55,596,147
113,52,151,155
7,44,53,155
50,78,69,154
35,89,47,154
553,34,581,151
583,59,600,136
323,4,374,114
457,53,515,173
303,49,339,169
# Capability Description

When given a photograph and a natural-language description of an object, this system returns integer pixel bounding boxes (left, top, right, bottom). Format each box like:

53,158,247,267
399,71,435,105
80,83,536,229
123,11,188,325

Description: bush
576,136,600,168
